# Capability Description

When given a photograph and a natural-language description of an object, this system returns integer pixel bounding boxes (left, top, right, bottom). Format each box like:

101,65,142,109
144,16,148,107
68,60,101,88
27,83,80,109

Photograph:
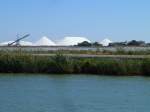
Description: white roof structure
34,36,56,46
100,38,112,46
0,41,33,46
56,37,91,46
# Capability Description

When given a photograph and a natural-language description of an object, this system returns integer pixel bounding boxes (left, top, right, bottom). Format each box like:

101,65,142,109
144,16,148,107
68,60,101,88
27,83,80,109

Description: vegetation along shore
0,51,150,76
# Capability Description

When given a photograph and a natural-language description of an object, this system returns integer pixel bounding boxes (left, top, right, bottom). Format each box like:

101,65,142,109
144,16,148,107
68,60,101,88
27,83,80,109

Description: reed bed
0,51,149,76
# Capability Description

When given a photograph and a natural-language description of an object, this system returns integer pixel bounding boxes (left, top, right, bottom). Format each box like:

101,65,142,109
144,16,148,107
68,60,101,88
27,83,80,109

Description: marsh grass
0,51,149,76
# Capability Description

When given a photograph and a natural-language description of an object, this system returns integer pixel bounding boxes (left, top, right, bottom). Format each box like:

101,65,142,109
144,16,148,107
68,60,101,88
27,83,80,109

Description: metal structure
8,34,30,46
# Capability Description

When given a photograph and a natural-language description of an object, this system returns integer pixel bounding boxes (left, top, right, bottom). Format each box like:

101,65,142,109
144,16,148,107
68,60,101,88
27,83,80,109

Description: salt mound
0,41,33,46
100,38,112,46
35,36,56,46
57,37,91,46
19,41,33,46
0,41,14,46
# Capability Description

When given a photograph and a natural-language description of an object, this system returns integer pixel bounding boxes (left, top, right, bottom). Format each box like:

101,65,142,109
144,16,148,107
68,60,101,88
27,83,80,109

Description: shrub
0,51,149,76
142,59,150,76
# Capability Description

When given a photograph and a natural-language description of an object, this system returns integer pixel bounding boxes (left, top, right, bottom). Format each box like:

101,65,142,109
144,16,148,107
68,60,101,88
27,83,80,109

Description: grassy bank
2,47,150,55
0,51,150,76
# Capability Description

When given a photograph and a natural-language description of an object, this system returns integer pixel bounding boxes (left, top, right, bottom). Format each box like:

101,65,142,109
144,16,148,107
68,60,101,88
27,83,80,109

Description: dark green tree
77,41,92,47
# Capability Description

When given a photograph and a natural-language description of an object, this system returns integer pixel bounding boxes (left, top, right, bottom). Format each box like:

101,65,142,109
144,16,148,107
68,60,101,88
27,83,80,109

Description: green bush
50,53,74,73
142,59,150,76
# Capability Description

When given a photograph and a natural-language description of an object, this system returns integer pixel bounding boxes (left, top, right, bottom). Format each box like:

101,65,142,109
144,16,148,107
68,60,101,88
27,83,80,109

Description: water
0,74,150,112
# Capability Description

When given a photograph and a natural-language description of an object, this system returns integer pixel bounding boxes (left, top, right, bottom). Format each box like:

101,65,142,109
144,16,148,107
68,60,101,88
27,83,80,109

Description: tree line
76,40,150,47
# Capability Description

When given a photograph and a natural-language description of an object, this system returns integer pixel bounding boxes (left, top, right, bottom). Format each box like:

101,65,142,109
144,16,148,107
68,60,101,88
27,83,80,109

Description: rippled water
0,74,150,112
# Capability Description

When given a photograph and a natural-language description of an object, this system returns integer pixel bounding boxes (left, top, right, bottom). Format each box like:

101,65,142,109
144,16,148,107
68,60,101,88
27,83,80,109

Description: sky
0,0,150,42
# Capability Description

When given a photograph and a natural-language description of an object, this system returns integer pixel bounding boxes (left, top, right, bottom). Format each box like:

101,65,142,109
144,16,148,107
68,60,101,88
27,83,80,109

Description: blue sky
0,0,150,42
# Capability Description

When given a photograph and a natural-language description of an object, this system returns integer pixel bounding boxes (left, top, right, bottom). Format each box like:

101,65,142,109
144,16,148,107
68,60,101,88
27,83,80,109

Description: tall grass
0,51,149,76
1,48,150,55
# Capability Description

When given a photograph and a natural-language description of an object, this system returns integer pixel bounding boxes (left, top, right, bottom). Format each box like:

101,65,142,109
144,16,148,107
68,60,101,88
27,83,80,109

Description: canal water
0,74,149,112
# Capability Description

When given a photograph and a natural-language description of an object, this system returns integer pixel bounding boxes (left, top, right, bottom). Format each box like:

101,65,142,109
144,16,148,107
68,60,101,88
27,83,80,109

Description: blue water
0,74,150,112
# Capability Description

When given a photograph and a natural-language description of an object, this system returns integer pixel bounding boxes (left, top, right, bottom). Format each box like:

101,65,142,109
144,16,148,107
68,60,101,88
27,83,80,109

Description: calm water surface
0,74,150,112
